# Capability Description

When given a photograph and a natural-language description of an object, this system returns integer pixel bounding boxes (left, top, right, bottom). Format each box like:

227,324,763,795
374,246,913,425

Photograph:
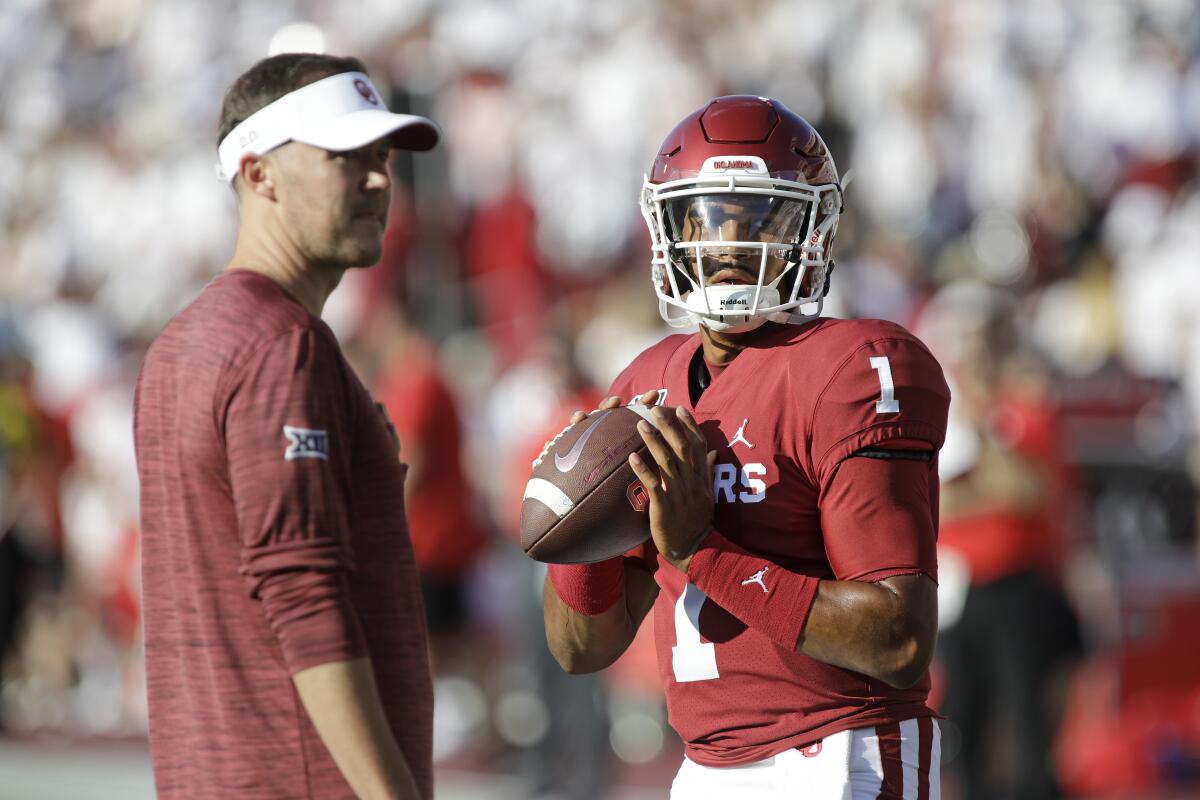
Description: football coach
134,53,439,799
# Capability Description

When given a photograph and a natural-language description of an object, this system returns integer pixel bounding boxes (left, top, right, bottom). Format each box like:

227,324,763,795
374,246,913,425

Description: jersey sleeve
819,455,940,582
223,326,368,674
808,336,950,489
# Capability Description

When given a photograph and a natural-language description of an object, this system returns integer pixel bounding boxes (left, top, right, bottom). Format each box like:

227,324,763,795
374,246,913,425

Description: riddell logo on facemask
713,160,756,170
720,297,750,308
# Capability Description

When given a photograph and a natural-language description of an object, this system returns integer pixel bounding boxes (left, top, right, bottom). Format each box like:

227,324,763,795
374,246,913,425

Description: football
520,404,659,564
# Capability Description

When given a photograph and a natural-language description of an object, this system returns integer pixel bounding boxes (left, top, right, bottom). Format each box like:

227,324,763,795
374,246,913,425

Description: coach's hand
629,405,716,573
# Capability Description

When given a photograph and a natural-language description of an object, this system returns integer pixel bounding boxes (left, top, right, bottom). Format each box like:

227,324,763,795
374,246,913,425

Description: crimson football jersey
609,318,950,767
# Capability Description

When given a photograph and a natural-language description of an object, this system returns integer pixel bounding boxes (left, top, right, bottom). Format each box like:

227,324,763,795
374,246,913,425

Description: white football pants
670,718,940,799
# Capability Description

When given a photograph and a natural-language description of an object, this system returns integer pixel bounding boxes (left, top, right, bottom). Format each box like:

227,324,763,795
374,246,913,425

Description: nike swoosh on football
554,410,612,472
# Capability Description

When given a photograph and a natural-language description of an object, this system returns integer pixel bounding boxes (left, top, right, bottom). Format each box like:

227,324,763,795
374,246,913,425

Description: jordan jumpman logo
741,567,769,593
731,418,754,449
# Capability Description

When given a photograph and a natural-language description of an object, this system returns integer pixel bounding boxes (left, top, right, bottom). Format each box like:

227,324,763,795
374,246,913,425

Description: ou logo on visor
354,79,379,106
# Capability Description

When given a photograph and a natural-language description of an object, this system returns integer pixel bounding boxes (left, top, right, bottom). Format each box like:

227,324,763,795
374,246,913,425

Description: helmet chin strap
697,314,770,334
765,297,824,326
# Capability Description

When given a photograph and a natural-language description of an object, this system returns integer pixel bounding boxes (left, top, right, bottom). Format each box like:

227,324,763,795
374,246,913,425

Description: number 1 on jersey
672,583,719,682
870,356,900,414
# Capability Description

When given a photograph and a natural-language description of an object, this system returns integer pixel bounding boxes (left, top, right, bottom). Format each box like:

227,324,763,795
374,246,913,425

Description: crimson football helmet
640,95,843,333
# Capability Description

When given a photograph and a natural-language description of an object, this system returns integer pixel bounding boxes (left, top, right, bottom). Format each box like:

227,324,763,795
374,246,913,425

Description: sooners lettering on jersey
610,318,950,767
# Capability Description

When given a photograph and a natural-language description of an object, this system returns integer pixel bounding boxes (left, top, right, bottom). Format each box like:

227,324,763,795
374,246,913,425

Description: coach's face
271,139,392,269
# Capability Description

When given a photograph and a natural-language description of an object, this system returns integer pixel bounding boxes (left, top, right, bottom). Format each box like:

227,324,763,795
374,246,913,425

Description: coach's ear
238,153,277,201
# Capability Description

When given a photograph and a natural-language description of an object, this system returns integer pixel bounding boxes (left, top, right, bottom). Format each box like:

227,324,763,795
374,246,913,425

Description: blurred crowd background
2,0,1200,797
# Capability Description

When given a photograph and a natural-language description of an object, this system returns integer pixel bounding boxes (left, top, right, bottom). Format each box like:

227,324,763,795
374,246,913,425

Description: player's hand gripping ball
520,404,660,564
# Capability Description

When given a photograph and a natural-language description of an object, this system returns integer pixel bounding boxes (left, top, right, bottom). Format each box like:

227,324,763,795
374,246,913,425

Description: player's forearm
543,579,634,673
687,531,935,688
797,574,937,689
292,658,420,800
543,563,658,674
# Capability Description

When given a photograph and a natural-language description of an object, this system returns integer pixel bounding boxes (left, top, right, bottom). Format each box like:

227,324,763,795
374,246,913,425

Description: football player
541,96,950,798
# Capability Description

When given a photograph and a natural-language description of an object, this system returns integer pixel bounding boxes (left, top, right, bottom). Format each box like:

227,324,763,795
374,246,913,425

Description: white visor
216,71,439,183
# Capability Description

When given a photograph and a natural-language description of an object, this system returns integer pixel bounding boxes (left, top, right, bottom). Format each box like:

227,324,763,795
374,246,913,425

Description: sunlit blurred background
2,0,1200,797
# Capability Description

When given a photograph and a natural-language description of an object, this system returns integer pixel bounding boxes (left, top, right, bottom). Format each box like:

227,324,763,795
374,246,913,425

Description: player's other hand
629,405,716,573
567,390,660,426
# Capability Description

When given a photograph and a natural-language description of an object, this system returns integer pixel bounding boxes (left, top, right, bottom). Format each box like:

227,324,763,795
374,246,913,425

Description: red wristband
686,529,819,651
548,558,624,616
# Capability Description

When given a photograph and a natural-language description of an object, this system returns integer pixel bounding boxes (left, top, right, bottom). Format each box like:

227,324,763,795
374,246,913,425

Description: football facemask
641,157,842,333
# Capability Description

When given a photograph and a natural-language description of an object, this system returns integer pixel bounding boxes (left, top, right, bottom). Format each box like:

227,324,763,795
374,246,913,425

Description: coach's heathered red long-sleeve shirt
134,269,432,799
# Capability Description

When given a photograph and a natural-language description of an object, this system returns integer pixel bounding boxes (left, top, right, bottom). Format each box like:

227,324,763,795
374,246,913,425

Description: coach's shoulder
156,270,335,379
179,270,322,348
